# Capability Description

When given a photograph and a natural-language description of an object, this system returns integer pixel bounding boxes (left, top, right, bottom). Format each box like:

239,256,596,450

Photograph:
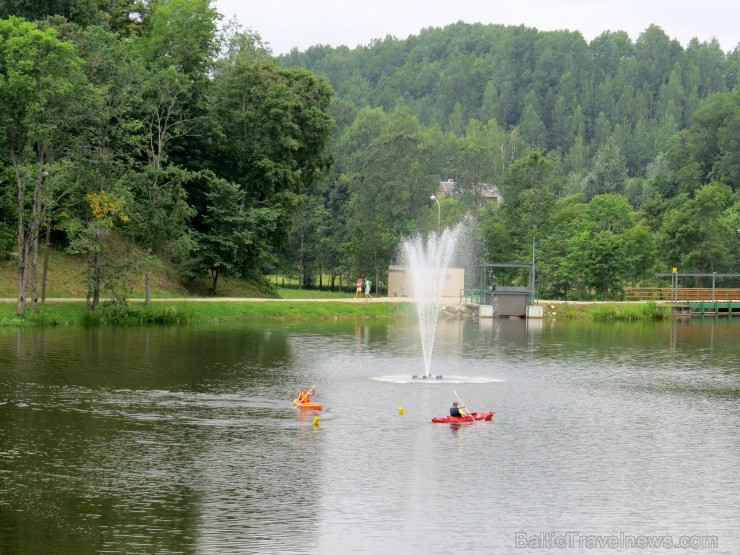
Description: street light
430,195,440,235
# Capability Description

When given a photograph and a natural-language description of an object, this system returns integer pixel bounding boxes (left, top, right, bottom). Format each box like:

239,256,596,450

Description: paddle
453,389,477,423
295,382,317,405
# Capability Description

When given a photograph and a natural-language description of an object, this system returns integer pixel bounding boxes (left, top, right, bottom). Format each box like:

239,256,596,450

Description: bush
92,300,194,325
590,301,669,321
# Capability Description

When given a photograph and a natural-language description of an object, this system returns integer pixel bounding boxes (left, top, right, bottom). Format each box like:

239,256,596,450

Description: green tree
188,174,269,293
581,230,627,298
0,0,104,27
130,0,220,299
0,17,97,315
518,103,547,149
622,223,656,285
669,90,740,191
536,194,586,298
347,133,437,288
499,151,560,247
64,189,130,309
66,24,148,308
583,138,628,200
657,182,737,277
195,33,333,282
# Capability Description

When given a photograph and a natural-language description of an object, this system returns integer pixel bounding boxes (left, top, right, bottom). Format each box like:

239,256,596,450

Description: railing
460,288,485,305
625,288,740,301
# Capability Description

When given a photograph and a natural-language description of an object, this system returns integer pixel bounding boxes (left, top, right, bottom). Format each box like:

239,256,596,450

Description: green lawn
0,299,408,326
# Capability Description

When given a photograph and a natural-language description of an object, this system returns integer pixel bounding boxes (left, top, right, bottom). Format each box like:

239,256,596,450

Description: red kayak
431,411,494,423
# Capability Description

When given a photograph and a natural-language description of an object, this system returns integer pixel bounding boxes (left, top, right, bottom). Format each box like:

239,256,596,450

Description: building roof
437,179,503,203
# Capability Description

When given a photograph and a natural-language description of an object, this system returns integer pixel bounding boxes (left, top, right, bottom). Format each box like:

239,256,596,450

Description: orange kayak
293,399,322,410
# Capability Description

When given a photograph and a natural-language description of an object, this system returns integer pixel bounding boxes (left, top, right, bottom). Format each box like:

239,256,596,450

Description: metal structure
656,272,740,302
479,262,535,306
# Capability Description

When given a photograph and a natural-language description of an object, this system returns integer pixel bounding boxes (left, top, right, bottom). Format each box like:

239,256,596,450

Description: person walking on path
355,277,363,299
364,277,372,300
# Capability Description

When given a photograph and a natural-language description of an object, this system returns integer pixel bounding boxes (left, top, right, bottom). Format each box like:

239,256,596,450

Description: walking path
0,296,419,303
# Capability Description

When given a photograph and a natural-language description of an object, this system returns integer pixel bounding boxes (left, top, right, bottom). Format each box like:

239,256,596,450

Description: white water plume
401,222,466,378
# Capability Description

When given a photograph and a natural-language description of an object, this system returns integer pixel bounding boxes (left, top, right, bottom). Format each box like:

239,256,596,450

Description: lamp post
430,195,440,235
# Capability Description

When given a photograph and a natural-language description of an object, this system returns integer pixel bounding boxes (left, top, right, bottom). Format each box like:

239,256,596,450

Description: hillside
0,244,274,300
281,22,737,177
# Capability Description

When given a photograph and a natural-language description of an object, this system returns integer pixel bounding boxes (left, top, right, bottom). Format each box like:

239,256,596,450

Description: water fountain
402,222,466,379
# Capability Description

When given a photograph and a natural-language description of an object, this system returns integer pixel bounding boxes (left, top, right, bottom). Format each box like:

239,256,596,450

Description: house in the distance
436,179,503,204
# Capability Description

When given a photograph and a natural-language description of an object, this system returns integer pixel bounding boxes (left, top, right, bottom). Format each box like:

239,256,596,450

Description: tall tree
347,133,437,288
191,32,333,283
0,17,97,315
583,138,628,200
657,183,737,277
131,0,220,301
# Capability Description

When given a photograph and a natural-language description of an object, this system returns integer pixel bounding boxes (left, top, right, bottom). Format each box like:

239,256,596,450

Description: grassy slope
0,246,279,299
0,245,405,324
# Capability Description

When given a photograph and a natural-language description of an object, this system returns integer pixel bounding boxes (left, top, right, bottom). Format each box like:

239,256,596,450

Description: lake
0,316,738,554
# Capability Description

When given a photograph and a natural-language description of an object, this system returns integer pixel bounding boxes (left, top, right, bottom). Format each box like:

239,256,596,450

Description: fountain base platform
412,375,443,380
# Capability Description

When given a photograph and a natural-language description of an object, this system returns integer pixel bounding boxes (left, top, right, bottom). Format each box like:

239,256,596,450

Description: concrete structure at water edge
387,265,465,303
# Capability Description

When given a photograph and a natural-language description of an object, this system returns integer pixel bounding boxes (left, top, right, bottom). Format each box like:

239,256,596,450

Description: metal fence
626,288,740,301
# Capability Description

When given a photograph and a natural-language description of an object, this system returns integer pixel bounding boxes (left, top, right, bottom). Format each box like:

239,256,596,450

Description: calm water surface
0,316,738,554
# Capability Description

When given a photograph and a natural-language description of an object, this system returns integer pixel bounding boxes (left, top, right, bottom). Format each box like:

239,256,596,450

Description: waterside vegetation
0,298,678,327
546,301,671,320
0,299,407,327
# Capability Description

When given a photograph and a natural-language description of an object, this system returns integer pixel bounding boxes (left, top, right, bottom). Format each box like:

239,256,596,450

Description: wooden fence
625,288,740,301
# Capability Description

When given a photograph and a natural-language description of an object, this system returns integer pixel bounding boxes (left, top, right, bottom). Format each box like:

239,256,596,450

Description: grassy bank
0,299,676,328
0,300,408,327
541,301,672,320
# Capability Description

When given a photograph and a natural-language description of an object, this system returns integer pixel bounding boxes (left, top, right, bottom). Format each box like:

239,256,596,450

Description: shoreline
0,297,685,327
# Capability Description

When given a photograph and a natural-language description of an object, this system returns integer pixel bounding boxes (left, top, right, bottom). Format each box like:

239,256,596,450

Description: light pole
430,195,440,235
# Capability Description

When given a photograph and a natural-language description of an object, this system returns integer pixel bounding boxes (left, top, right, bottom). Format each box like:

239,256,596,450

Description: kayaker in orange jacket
297,387,314,404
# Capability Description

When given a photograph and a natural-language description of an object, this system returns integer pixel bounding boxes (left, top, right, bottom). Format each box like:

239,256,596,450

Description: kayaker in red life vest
297,387,314,403
450,401,470,417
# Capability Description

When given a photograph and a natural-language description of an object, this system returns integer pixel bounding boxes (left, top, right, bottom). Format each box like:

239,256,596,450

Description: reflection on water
0,318,738,554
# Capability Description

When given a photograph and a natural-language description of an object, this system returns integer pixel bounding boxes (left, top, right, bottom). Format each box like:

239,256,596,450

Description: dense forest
279,22,739,298
1,2,739,315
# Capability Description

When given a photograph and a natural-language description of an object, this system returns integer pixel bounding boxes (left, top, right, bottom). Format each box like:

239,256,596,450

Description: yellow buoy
313,416,320,427
398,407,404,415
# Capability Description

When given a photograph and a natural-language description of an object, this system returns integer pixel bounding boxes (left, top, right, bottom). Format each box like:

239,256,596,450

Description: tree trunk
30,227,39,314
211,269,219,293
299,228,305,289
14,155,29,316
41,222,51,305
86,251,93,311
13,150,51,316
145,268,151,305
92,250,100,310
